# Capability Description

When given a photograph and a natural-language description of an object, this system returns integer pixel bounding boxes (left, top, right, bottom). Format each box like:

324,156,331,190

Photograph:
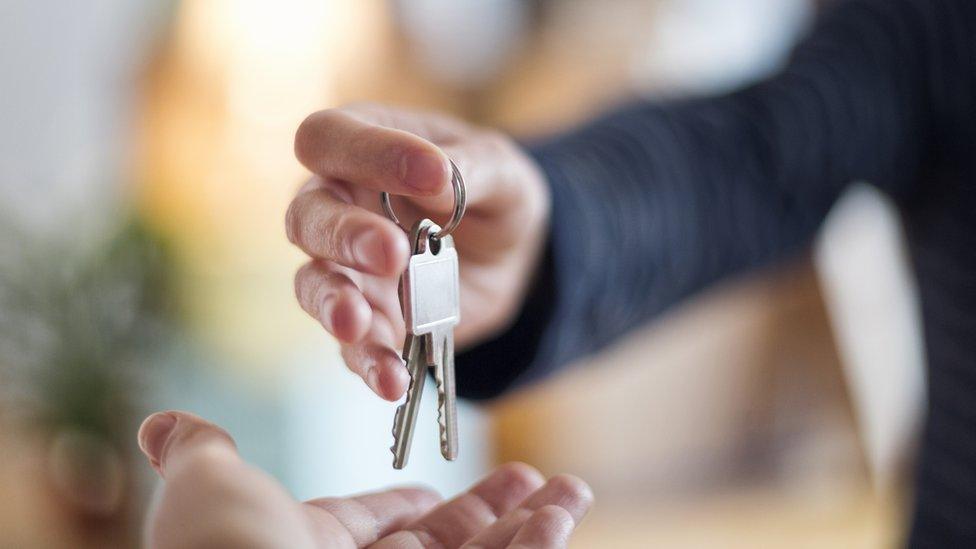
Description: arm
284,0,933,404
456,0,931,397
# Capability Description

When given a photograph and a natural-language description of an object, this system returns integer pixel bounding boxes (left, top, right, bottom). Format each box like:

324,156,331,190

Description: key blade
391,404,404,447
430,329,459,461
391,337,426,469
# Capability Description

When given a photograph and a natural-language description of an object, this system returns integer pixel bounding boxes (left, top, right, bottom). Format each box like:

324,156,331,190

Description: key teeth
391,405,404,455
434,369,450,455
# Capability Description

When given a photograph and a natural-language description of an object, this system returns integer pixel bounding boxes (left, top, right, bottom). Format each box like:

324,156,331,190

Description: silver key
391,330,425,469
390,219,461,469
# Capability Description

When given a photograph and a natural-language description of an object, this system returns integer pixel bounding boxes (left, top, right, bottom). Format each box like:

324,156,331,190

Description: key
391,331,425,469
390,218,461,468
429,314,459,461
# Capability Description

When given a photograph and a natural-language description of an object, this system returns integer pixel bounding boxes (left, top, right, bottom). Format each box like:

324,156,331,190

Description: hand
139,411,592,548
287,104,550,401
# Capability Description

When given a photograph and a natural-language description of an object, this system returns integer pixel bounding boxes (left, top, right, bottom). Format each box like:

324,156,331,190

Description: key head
402,219,460,335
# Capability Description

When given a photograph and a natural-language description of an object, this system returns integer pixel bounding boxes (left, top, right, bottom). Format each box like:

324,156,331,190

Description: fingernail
138,412,178,467
353,229,387,272
399,150,448,192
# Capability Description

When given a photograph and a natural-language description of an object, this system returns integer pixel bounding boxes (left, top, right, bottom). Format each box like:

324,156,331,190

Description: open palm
139,411,592,548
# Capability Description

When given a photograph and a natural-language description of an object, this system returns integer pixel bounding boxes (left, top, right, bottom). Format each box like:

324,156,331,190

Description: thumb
137,411,238,478
403,134,522,217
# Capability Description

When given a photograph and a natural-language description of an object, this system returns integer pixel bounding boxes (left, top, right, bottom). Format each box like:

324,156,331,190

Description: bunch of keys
381,160,466,469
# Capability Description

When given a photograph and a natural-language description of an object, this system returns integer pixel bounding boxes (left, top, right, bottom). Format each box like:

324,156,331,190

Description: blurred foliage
0,214,176,448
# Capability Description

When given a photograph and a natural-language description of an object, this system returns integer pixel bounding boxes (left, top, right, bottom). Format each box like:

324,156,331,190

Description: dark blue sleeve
455,0,930,399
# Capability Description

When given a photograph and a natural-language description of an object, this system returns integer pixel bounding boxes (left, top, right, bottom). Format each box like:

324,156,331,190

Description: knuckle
293,262,315,297
290,191,352,262
294,263,340,318
284,197,304,245
294,109,345,164
323,208,354,262
294,111,324,162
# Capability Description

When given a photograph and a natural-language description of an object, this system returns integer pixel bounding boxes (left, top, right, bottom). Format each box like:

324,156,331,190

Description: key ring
381,159,466,240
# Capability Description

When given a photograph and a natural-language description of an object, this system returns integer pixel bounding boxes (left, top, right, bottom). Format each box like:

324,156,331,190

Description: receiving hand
287,104,550,401
139,411,592,548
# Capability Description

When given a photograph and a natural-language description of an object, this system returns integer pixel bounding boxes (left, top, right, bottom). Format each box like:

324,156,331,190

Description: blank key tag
402,220,460,336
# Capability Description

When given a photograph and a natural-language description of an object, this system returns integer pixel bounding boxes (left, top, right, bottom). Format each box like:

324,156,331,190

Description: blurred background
0,0,924,547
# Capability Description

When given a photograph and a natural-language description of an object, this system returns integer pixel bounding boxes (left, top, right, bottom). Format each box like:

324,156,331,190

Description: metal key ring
381,159,466,240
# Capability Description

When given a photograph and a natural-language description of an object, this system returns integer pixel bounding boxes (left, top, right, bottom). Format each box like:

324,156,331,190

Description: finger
379,132,525,219
341,342,410,401
287,184,410,276
304,487,441,547
295,260,408,400
295,109,450,195
340,278,407,401
460,475,593,548
140,412,318,549
295,260,372,343
507,506,576,549
137,411,238,479
320,256,405,342
437,132,524,212
372,463,546,549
